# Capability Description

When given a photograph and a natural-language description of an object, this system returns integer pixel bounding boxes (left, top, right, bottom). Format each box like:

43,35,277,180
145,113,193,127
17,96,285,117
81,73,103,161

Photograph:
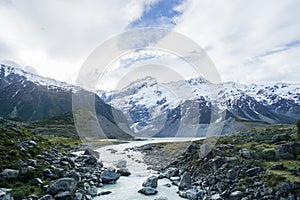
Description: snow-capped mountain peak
0,63,78,92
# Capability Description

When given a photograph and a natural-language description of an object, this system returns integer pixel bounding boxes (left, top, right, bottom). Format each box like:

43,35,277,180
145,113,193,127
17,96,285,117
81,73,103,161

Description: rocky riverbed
135,125,300,200
1,122,300,200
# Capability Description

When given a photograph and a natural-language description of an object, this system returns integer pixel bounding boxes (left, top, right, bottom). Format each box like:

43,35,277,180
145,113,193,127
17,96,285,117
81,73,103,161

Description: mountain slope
0,64,132,139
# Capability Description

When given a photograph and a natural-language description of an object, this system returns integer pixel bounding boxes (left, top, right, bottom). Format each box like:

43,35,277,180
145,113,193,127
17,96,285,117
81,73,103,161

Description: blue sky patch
128,0,186,28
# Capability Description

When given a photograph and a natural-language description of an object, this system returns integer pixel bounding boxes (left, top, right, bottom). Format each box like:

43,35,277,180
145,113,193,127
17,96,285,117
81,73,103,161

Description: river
89,138,198,200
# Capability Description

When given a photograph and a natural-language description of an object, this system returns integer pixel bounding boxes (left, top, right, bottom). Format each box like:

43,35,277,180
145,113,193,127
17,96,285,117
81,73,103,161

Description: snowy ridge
1,64,79,92
98,76,300,134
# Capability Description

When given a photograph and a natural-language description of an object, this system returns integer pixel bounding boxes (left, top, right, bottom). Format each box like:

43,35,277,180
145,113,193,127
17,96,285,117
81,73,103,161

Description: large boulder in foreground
47,178,77,196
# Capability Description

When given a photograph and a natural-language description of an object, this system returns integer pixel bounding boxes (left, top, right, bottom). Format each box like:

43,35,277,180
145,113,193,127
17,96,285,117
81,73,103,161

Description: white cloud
175,0,300,84
0,0,299,86
0,0,155,83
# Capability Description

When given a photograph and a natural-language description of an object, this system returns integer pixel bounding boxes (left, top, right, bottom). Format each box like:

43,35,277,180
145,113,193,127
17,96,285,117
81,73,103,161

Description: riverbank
135,124,300,199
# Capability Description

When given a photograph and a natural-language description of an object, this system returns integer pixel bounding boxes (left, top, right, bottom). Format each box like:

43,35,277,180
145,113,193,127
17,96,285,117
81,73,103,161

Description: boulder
246,167,262,177
54,191,73,200
0,188,13,200
65,171,81,181
27,159,37,167
0,169,19,179
87,186,98,197
209,156,225,170
84,148,100,159
165,168,179,178
29,178,43,185
227,169,237,180
275,142,300,159
116,160,127,168
229,191,244,200
116,168,131,176
100,170,121,183
211,193,222,200
272,134,290,143
138,187,158,195
100,191,112,195
84,156,97,165
240,148,251,159
43,169,54,178
179,189,197,200
74,192,83,200
47,178,77,195
38,194,54,200
60,157,75,168
269,163,285,170
179,172,191,190
142,176,158,188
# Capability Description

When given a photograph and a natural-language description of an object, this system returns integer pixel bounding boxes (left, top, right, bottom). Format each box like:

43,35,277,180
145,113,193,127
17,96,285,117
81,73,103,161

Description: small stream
89,138,196,200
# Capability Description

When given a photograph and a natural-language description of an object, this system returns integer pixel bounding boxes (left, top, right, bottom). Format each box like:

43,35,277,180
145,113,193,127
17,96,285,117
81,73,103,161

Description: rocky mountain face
0,64,132,139
99,76,300,137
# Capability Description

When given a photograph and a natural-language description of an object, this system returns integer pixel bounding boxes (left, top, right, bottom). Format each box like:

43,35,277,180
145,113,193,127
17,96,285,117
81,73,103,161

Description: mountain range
1,63,299,138
99,76,300,137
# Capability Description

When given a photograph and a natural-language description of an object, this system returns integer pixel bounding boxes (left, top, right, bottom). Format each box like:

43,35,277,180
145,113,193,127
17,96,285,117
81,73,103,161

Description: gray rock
209,156,225,170
84,148,100,159
100,170,121,183
272,134,290,143
54,191,73,200
211,194,222,200
74,192,83,200
0,169,19,179
28,193,37,199
142,176,158,188
28,140,37,147
138,187,158,195
116,168,131,176
275,142,300,159
84,156,97,165
292,181,300,189
47,178,77,195
165,168,179,178
229,191,244,200
20,166,35,175
186,189,197,200
28,159,37,167
60,157,75,168
116,160,127,168
100,191,112,195
246,167,262,177
179,189,197,200
66,171,81,181
29,178,43,185
179,172,191,190
240,148,251,159
38,194,54,200
0,188,13,200
269,163,285,170
227,169,237,180
43,169,54,178
277,182,290,194
87,186,98,197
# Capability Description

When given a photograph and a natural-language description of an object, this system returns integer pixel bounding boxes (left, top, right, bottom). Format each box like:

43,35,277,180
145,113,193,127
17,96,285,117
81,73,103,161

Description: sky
0,0,299,90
